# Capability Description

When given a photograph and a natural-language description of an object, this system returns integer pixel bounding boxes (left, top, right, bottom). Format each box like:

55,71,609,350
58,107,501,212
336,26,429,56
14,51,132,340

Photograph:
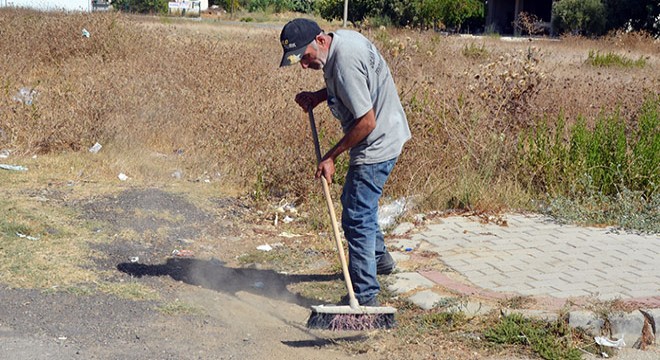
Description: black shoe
377,251,396,275
339,295,380,307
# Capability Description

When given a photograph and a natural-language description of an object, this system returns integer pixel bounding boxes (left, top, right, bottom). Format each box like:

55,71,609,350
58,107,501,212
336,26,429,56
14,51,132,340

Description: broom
304,107,396,331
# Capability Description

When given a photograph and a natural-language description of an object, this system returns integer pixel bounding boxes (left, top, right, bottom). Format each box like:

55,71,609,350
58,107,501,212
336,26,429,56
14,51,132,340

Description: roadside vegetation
0,9,657,232
0,9,658,359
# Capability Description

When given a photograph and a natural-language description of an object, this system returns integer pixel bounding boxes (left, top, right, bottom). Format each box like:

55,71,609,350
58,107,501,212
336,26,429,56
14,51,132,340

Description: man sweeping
279,19,411,309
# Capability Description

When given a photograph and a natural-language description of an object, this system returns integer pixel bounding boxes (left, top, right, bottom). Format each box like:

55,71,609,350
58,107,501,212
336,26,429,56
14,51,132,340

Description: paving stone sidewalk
384,213,660,348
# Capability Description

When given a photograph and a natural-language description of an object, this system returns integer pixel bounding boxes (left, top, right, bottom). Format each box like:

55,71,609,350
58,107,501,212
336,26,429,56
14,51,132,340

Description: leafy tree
113,0,168,13
552,0,607,36
382,0,419,27
315,0,345,22
435,0,484,32
316,0,386,25
248,0,292,12
290,0,315,13
603,0,660,36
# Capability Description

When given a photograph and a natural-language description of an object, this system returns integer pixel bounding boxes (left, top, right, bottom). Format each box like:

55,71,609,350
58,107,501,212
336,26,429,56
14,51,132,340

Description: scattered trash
275,201,297,214
171,169,182,179
82,28,90,37
88,142,102,154
16,232,39,241
13,87,37,105
404,247,413,252
378,197,411,229
282,215,294,224
601,352,609,358
278,232,301,238
256,244,273,252
171,249,194,258
0,150,10,159
253,281,264,288
118,173,128,181
413,213,426,224
0,164,27,171
129,256,139,263
595,336,625,349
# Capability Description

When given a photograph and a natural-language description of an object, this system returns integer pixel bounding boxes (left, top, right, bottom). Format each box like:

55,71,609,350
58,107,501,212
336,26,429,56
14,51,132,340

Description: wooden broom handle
307,108,360,309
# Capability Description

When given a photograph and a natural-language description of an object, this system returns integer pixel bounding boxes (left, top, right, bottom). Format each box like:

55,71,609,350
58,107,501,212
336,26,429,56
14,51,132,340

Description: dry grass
1,9,658,215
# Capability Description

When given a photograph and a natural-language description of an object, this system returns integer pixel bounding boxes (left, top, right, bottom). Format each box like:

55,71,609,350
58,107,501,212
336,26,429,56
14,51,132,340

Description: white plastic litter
594,336,625,349
0,164,28,171
278,232,301,238
0,150,10,158
257,244,272,252
16,232,39,241
282,215,294,224
378,197,410,229
82,28,90,37
88,142,102,154
118,173,128,181
13,87,37,105
275,201,297,214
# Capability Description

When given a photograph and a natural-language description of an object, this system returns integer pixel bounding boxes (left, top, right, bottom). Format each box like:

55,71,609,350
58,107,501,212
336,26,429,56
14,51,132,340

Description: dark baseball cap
279,18,322,67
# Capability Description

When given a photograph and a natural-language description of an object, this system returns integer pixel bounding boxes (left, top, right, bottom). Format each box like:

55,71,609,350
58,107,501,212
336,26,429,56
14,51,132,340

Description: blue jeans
340,157,397,304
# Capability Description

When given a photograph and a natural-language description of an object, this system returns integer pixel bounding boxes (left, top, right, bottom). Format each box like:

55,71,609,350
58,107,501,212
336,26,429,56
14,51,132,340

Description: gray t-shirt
323,30,411,165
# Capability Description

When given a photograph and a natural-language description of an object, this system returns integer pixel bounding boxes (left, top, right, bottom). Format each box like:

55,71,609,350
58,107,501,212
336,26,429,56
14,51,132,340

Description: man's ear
315,34,328,48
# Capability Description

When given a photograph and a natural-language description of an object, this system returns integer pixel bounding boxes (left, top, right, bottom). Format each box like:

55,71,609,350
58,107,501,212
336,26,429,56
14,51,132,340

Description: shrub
552,0,607,36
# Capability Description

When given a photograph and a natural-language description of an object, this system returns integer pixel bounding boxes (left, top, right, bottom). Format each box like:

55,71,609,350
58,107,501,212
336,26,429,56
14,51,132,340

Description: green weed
462,42,488,60
586,50,646,67
418,311,468,331
519,96,659,231
485,313,583,360
518,98,660,196
545,186,660,233
0,219,32,238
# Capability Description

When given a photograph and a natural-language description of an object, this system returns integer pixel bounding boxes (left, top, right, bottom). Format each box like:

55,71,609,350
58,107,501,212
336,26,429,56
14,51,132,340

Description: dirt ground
2,184,658,360
0,186,383,360
2,13,658,360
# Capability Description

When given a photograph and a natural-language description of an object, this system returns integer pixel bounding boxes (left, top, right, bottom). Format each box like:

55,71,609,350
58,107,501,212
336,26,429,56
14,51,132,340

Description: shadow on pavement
117,258,341,308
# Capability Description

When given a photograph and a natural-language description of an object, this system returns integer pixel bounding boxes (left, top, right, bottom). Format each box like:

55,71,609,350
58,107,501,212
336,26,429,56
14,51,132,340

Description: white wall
3,0,92,12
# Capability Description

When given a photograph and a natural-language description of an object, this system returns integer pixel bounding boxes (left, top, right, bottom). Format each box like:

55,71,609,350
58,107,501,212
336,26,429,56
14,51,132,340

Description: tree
552,0,607,36
113,0,168,13
603,0,660,36
316,0,386,25
438,0,484,32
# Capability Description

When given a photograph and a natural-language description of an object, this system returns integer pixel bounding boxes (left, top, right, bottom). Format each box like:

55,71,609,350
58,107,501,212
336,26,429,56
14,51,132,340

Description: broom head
306,305,396,331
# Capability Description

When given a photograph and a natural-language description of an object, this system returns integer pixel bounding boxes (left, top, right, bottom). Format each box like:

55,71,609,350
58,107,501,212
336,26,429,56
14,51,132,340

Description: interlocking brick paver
390,213,660,304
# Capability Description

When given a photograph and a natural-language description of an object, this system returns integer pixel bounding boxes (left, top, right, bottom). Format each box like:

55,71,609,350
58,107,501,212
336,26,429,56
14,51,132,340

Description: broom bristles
307,310,396,331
